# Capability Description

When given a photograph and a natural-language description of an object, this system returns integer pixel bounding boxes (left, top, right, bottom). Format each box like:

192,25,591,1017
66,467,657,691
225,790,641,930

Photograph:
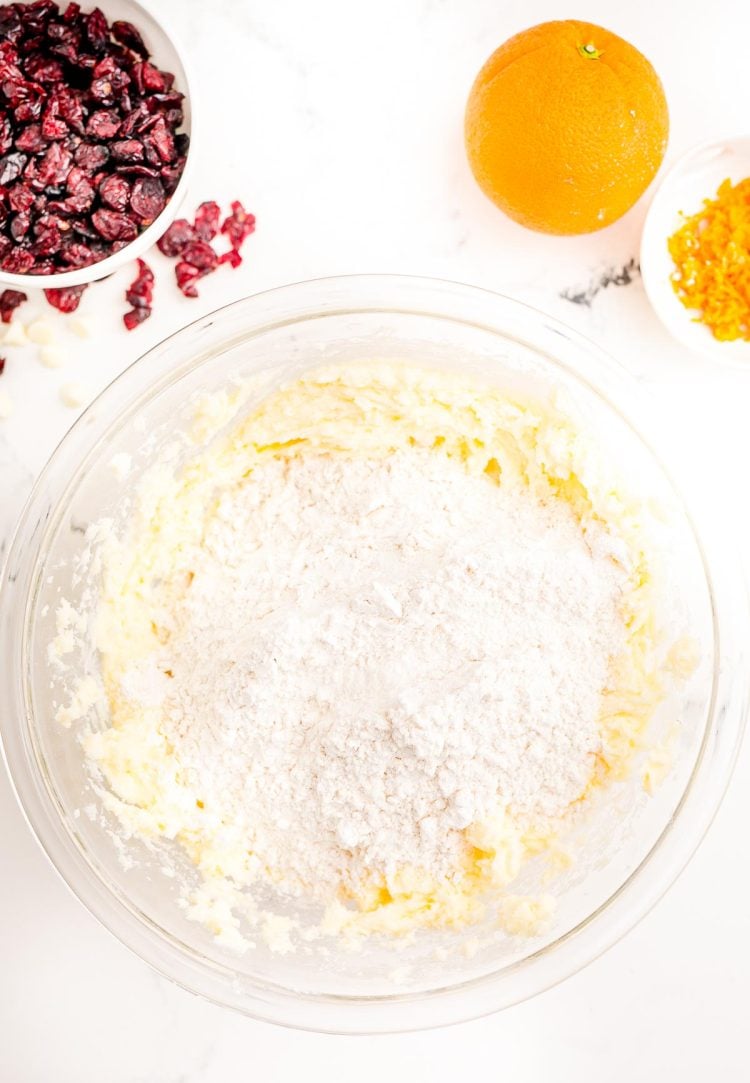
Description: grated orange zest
668,176,750,342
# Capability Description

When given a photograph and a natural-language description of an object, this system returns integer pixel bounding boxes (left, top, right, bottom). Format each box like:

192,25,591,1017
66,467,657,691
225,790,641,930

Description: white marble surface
2,0,750,1078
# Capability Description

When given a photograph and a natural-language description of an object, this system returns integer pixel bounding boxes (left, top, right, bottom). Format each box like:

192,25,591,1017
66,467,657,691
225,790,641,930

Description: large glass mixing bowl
1,276,747,1033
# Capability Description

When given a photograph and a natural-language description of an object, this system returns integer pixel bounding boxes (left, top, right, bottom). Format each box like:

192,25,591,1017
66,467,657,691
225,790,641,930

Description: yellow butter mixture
74,363,677,948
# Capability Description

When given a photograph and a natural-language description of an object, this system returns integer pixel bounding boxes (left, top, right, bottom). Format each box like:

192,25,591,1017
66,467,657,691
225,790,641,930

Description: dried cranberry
125,257,153,306
24,55,64,83
44,283,87,311
60,241,94,267
0,152,28,186
221,201,256,251
2,247,35,274
86,109,120,140
129,175,164,222
98,174,129,212
111,20,148,58
36,142,71,187
8,184,35,212
194,201,221,241
122,306,147,329
62,166,95,212
89,75,114,104
174,260,206,298
119,102,150,137
0,116,13,155
41,100,68,141
83,7,108,51
56,86,85,132
115,162,158,178
160,159,184,194
131,60,168,93
0,356,5,375
71,216,98,239
91,207,136,242
180,240,218,272
111,138,143,163
0,7,23,44
0,289,27,322
9,212,30,241
32,219,62,255
74,141,109,171
145,116,174,163
219,249,242,268
15,123,45,153
156,217,195,257
62,3,81,24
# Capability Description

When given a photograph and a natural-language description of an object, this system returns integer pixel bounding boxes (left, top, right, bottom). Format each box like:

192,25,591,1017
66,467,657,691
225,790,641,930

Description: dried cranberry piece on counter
194,201,221,241
174,259,207,298
0,288,27,322
156,216,195,257
221,200,256,251
44,283,88,312
122,257,153,329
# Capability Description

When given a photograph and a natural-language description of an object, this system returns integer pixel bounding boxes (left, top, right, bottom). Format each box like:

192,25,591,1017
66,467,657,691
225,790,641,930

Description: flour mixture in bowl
58,362,690,949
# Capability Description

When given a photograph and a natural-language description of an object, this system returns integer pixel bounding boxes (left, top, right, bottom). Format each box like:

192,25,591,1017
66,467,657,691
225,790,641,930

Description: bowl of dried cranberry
0,0,195,290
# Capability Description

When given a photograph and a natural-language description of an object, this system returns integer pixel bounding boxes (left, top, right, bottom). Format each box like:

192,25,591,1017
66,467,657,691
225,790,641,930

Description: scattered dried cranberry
0,289,27,323
174,259,206,299
0,356,5,376
154,198,256,299
194,201,221,242
219,248,242,269
122,256,153,329
179,240,218,272
156,216,195,257
221,201,256,251
0,3,188,275
44,283,88,312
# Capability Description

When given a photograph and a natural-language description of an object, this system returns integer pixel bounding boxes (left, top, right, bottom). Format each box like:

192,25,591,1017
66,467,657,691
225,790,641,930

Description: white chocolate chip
39,345,67,368
70,316,94,339
3,320,29,346
0,388,12,419
27,320,55,345
60,381,91,408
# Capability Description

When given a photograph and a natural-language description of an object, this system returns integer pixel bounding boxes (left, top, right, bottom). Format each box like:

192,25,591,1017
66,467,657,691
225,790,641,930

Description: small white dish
0,0,196,291
640,136,750,366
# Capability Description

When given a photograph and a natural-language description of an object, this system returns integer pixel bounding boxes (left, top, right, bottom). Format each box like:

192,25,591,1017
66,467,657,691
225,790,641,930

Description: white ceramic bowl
641,136,750,365
0,0,196,290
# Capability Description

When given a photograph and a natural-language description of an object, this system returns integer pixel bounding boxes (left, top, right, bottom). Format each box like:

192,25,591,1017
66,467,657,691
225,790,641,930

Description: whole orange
464,20,669,234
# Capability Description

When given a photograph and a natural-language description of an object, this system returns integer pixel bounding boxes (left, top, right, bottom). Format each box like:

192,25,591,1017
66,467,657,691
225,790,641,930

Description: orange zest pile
668,177,750,342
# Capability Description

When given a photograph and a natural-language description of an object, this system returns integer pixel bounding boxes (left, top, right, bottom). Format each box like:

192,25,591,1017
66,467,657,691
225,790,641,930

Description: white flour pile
120,448,627,897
